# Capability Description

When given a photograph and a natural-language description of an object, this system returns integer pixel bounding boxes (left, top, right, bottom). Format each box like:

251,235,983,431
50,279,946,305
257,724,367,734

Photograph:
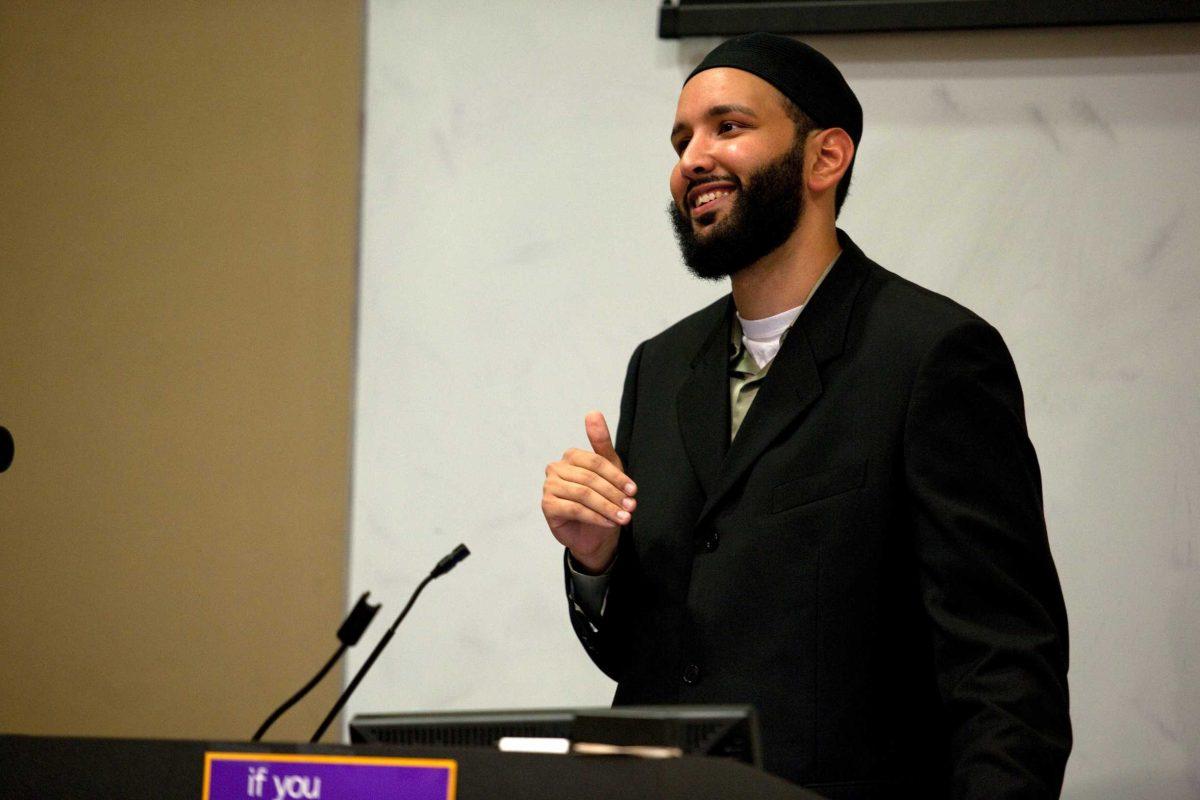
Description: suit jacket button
682,663,701,685
703,534,719,552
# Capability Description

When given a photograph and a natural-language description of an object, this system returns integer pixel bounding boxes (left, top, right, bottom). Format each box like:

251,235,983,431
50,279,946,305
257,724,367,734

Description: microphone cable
251,591,381,742
309,544,470,743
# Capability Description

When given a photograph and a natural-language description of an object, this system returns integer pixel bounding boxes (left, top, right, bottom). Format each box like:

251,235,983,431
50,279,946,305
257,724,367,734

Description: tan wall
0,2,362,742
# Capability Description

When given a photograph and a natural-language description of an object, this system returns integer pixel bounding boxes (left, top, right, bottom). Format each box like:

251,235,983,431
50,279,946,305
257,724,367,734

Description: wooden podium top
0,733,820,800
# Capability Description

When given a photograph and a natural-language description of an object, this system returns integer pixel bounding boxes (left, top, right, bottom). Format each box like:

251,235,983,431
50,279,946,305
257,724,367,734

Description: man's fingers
544,476,631,526
559,449,636,496
541,495,620,532
539,410,636,544
585,411,621,467
555,464,636,511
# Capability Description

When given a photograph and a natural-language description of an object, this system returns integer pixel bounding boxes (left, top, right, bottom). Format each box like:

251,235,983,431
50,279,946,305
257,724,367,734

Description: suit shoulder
862,260,995,344
640,294,730,353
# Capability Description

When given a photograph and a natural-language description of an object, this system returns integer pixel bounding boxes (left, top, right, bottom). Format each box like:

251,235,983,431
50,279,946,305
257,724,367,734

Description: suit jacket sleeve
905,319,1071,799
564,340,645,681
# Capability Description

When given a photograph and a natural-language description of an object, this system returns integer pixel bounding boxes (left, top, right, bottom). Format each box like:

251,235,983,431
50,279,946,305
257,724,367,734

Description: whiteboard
349,3,1200,796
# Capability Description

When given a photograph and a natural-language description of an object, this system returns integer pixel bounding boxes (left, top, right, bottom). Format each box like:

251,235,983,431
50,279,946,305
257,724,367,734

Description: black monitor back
349,705,761,768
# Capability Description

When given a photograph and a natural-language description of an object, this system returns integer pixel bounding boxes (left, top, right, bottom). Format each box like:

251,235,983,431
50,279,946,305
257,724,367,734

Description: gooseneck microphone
309,543,471,743
251,592,381,742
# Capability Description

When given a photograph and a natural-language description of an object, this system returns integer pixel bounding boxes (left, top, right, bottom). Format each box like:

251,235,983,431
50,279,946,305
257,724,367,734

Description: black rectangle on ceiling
658,0,1200,38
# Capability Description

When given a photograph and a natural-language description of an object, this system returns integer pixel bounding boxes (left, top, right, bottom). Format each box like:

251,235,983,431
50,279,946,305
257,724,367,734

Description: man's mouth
686,182,737,218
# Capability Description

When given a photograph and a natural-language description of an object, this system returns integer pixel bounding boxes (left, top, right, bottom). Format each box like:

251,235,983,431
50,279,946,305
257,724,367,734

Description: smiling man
541,34,1071,799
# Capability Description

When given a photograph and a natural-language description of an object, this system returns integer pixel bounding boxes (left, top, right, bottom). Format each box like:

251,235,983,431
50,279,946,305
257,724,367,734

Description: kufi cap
686,33,862,145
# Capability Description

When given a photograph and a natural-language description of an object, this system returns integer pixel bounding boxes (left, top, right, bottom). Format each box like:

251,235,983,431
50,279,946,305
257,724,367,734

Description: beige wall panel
0,1,362,741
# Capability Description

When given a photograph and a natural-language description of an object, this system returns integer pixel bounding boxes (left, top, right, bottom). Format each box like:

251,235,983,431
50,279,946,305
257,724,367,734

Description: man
541,33,1070,799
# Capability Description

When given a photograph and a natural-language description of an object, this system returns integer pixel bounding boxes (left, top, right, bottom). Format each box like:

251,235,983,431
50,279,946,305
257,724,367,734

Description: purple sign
203,752,456,800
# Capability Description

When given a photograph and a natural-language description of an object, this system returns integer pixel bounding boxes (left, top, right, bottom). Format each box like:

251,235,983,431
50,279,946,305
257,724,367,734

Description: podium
0,733,821,799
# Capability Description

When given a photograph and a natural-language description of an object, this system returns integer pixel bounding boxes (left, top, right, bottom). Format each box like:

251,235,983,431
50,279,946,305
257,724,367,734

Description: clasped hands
541,411,637,575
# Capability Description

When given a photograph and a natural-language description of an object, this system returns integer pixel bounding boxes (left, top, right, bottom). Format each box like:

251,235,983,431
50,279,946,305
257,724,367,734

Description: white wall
349,3,1200,796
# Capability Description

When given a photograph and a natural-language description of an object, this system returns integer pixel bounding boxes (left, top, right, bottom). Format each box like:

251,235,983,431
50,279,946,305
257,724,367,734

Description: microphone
0,426,12,473
309,543,471,743
251,592,381,742
431,543,471,578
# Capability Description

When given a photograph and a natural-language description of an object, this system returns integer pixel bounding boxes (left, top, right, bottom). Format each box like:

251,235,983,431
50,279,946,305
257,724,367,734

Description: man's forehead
674,68,789,120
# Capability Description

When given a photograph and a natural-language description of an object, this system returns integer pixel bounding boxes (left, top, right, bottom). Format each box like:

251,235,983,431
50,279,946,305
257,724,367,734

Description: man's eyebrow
671,104,759,139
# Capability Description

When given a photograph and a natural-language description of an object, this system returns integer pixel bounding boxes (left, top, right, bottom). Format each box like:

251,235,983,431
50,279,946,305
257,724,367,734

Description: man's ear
807,128,854,195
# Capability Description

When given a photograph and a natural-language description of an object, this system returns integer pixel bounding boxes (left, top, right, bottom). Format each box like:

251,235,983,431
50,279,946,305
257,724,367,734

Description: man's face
668,68,808,280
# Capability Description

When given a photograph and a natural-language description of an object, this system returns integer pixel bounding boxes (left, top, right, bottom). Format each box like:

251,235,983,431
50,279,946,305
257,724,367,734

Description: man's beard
668,141,805,281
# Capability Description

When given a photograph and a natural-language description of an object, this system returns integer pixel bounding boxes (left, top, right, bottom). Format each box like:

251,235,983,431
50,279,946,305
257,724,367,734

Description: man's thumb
584,411,620,466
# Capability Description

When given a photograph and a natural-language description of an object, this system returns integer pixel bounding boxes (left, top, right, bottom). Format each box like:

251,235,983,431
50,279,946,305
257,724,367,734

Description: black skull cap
686,33,863,145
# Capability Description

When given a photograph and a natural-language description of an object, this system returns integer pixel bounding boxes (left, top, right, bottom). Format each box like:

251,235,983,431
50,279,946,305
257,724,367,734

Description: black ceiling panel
658,0,1200,38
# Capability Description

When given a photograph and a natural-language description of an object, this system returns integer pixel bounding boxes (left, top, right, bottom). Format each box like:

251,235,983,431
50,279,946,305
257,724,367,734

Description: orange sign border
201,751,458,800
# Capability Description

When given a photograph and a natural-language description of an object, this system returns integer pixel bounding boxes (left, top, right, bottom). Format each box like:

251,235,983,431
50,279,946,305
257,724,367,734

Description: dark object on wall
658,0,1200,38
0,426,12,473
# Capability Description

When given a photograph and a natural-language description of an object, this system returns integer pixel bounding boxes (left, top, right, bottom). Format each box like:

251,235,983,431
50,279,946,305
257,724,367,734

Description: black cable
309,575,432,743
250,591,380,742
252,645,345,742
309,544,469,743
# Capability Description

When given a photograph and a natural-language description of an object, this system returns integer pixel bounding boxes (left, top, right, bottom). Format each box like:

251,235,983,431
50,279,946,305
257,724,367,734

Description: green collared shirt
728,317,780,441
726,252,841,440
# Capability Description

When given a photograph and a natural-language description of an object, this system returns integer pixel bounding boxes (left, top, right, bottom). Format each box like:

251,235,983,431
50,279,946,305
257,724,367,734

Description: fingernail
625,482,636,494
616,510,631,523
621,498,635,510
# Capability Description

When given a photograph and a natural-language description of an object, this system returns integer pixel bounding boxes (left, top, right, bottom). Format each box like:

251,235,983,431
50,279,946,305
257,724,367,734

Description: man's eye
674,138,690,155
718,121,741,134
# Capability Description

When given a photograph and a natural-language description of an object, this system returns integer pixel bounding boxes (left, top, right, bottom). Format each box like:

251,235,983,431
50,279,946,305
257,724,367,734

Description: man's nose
678,137,715,177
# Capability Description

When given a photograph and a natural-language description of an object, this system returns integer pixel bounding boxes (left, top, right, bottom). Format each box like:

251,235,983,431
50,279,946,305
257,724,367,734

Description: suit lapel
675,297,734,500
693,230,871,529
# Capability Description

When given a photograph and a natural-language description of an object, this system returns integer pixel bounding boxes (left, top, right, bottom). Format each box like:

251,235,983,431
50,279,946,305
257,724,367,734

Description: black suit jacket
567,232,1071,799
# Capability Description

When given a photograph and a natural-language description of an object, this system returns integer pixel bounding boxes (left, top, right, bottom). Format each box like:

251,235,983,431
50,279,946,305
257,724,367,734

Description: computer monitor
349,704,761,767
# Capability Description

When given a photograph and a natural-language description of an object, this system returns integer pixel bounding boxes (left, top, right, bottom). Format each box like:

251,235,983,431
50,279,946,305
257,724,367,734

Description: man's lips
686,181,737,219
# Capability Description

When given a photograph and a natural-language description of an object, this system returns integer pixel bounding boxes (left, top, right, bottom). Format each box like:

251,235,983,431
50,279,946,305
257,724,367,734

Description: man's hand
542,411,637,574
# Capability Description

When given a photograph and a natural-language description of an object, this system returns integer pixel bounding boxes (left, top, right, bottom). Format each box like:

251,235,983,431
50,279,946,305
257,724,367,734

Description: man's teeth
695,190,731,208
